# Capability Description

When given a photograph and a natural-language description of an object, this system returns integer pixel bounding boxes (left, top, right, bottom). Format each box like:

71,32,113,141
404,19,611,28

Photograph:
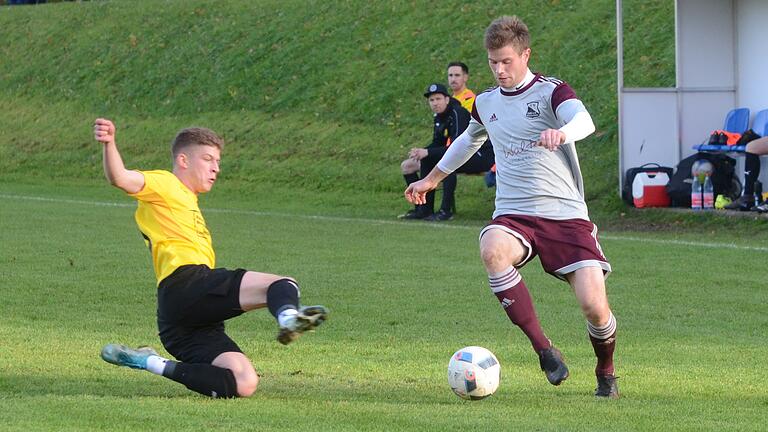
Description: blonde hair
484,16,530,52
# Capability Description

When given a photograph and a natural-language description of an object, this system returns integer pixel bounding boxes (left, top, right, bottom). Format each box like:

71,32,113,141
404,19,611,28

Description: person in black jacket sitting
399,83,494,221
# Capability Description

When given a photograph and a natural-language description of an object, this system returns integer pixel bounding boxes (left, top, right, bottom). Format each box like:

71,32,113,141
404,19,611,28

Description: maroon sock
588,314,617,376
490,267,550,353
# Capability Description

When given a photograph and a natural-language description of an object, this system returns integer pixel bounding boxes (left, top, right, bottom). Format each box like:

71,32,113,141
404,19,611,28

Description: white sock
145,355,170,375
587,312,617,340
277,308,299,328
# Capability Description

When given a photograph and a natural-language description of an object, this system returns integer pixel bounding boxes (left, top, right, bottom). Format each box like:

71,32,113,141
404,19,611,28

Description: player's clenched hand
404,179,436,205
94,118,116,146
537,128,565,151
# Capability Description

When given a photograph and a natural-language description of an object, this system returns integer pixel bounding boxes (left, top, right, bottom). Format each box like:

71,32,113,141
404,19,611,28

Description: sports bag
665,152,741,207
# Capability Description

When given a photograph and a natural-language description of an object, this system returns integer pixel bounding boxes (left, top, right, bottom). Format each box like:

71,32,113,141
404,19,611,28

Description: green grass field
1,182,766,431
2,1,767,430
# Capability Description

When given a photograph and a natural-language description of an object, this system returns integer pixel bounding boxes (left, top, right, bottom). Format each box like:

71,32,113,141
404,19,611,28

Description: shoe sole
546,365,569,386
277,307,328,345
595,390,620,399
595,386,620,399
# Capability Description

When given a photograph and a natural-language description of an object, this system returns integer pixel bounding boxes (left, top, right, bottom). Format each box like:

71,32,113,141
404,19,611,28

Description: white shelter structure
617,0,768,195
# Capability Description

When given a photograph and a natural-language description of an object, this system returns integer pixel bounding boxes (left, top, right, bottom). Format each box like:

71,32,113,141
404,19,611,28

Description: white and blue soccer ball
447,346,500,400
691,159,714,181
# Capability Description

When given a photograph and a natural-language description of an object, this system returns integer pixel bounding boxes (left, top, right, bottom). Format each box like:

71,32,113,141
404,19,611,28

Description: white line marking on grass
3,193,767,252
1,194,135,208
598,235,768,252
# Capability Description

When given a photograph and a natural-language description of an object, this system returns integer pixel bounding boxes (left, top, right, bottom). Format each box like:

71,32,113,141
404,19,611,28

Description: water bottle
691,176,702,210
703,175,714,210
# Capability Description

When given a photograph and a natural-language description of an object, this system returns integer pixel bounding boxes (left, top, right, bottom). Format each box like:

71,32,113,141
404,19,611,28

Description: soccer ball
447,346,501,400
691,159,714,181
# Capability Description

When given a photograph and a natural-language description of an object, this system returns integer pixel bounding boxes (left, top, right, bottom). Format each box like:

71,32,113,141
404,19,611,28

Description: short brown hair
484,16,530,52
171,127,224,157
447,61,469,74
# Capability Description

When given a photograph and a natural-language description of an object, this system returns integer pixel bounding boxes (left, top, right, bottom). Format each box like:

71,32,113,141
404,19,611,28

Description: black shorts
157,265,247,364
456,146,495,174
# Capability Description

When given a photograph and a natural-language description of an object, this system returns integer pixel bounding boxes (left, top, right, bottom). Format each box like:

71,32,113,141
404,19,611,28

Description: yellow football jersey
128,170,215,285
453,88,476,112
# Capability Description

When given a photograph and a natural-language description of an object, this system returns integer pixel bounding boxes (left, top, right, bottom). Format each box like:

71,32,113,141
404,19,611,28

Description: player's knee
582,304,610,325
480,232,525,270
236,371,259,397
480,241,518,270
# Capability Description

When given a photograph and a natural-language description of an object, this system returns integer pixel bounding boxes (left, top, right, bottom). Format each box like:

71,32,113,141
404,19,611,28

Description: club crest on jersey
489,113,498,122
525,101,540,119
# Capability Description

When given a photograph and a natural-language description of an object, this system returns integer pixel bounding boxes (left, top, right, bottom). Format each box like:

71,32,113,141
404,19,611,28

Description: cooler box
632,172,671,208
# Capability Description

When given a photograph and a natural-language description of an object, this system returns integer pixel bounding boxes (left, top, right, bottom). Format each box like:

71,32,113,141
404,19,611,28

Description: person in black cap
399,83,468,220
399,83,494,221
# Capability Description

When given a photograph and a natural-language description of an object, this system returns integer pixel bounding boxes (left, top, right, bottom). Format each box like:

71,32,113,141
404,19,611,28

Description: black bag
622,163,674,206
665,152,742,207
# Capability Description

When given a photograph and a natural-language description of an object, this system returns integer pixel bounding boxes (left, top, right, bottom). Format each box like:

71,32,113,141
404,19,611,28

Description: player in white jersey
405,16,619,398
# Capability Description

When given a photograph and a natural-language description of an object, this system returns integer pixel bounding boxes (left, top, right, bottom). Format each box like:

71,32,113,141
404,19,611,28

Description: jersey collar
500,69,537,96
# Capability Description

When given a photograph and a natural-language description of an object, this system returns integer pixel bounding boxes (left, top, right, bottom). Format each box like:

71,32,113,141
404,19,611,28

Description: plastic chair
723,107,750,133
692,107,750,152
751,109,768,137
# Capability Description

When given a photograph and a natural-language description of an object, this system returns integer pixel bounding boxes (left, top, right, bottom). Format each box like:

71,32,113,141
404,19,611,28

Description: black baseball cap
423,83,450,97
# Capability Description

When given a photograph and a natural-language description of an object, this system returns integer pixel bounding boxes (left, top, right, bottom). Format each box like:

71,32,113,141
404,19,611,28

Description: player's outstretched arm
93,118,144,194
404,167,450,205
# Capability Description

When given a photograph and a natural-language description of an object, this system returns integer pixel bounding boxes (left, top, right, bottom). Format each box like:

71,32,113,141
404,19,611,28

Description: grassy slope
1,0,764,232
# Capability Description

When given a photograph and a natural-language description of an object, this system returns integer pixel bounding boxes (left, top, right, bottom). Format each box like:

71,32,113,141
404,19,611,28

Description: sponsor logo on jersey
526,101,540,118
489,113,498,122
502,139,538,160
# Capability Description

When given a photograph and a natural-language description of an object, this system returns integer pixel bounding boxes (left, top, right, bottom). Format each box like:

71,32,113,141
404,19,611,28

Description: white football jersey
437,70,593,220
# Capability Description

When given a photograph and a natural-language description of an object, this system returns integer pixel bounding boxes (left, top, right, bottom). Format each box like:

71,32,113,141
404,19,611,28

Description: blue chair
723,107,750,134
751,109,768,137
693,107,751,152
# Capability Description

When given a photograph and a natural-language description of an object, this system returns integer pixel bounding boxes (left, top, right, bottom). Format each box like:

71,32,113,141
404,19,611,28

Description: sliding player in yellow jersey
94,118,327,398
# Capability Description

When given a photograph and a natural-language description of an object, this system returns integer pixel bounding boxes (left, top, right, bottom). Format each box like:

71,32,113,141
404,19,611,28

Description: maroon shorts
480,214,611,280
